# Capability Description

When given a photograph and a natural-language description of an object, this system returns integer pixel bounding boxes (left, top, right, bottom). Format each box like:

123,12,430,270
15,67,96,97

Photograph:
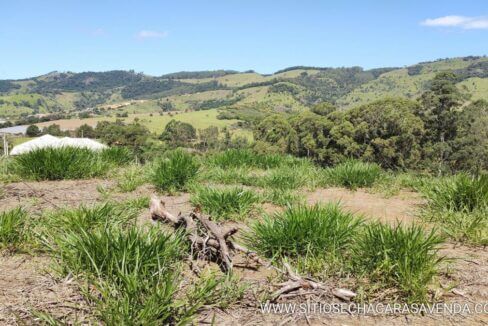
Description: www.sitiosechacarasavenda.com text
260,302,488,316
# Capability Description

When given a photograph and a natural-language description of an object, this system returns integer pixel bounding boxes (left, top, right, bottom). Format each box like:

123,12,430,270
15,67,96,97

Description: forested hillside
1,56,487,120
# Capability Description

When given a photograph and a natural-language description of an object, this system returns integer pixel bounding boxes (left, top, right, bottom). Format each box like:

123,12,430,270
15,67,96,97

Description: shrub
245,204,363,260
0,208,28,250
12,147,124,180
324,160,383,189
423,173,488,212
191,187,260,221
150,150,200,193
353,223,444,302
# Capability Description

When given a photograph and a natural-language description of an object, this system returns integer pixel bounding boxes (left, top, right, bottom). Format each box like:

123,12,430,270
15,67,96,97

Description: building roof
0,125,28,135
10,135,108,155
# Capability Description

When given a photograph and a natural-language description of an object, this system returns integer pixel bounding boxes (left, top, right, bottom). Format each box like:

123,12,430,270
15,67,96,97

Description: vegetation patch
353,223,444,302
191,186,261,221
324,160,383,190
421,173,488,245
0,207,29,251
208,149,292,169
150,149,200,193
244,204,363,276
12,147,127,181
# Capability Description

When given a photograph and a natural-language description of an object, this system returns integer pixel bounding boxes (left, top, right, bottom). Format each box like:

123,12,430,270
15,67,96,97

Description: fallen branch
271,263,356,302
149,195,356,301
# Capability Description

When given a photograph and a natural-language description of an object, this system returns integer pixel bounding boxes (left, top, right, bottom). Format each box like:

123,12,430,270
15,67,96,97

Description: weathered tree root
149,195,356,301
150,195,254,272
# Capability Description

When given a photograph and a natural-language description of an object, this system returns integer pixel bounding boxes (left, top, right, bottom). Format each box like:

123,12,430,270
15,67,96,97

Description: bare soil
1,179,487,325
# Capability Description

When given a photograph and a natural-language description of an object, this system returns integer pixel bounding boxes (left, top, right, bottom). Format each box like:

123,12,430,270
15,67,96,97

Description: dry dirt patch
307,188,424,225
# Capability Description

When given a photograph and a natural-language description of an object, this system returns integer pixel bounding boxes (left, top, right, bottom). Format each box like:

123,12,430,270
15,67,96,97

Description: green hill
1,56,487,121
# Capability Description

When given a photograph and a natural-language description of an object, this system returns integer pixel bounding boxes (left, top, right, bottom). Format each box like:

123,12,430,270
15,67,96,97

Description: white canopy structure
10,135,108,155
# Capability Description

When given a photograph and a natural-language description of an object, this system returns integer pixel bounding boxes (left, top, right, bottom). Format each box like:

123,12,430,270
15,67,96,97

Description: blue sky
1,0,487,79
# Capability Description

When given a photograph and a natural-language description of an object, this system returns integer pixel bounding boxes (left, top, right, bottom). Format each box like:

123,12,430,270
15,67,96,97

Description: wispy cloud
421,15,488,29
136,30,169,39
90,28,106,37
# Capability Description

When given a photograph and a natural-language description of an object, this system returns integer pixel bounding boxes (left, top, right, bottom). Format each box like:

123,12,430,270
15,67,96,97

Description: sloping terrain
1,56,487,120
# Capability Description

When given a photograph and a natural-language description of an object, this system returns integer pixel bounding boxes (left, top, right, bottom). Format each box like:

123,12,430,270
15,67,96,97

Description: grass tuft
422,173,488,213
150,149,200,193
191,186,261,221
0,207,28,251
245,203,363,260
353,223,444,302
324,160,383,190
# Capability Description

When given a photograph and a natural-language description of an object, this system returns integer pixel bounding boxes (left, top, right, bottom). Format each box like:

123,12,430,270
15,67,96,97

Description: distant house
9,135,108,155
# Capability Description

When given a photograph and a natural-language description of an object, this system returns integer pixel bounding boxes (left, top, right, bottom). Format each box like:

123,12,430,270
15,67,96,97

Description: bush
245,204,363,260
150,150,200,193
12,147,128,180
191,187,261,221
324,160,383,189
353,223,444,302
0,208,28,250
423,173,488,212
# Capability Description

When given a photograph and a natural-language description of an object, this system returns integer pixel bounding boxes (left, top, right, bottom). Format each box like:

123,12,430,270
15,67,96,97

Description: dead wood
149,195,356,301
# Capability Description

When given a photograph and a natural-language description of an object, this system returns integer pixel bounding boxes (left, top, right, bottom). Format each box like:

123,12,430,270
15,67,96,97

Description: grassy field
1,149,486,324
35,108,251,137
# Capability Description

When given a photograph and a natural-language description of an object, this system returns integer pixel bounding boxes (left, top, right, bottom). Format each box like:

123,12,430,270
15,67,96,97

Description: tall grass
191,186,261,221
207,149,294,169
422,173,488,212
12,147,129,181
421,173,488,245
41,203,214,324
324,160,383,190
100,146,134,166
116,164,147,192
0,208,28,250
353,223,444,302
150,149,200,193
245,204,363,260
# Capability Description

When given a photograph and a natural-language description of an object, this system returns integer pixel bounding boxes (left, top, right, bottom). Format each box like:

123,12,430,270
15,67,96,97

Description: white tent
10,135,108,155
10,135,61,155
57,137,108,151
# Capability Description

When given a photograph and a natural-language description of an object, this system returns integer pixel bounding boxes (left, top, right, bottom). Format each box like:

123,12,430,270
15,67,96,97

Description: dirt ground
1,179,487,325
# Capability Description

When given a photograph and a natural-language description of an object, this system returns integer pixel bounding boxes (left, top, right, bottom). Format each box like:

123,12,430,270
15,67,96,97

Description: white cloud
136,30,168,39
421,15,488,29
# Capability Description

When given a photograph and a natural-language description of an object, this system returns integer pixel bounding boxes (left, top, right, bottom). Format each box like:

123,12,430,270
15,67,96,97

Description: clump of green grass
423,173,488,212
0,207,28,251
191,186,261,221
150,149,200,193
260,167,304,190
200,166,252,185
263,189,304,206
41,203,214,324
12,147,129,181
207,149,289,169
191,272,248,309
324,160,383,190
100,146,134,166
245,204,363,261
353,223,444,302
420,173,488,245
41,203,137,238
116,164,146,192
